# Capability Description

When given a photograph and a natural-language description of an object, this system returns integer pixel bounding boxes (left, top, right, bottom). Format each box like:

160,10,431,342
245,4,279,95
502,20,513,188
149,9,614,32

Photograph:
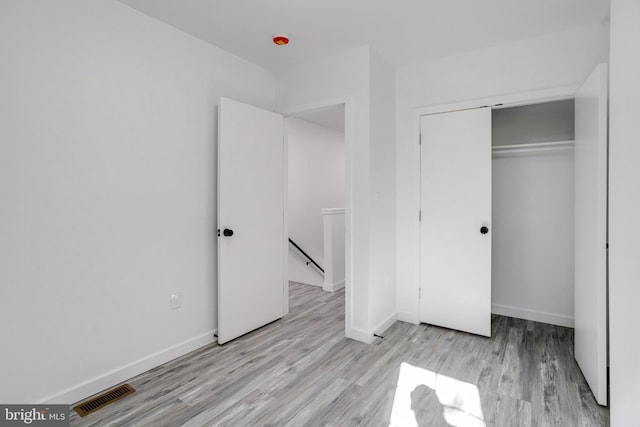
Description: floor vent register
73,384,136,417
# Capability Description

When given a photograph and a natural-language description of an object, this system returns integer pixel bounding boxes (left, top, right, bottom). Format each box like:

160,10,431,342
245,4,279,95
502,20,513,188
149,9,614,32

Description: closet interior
491,99,576,326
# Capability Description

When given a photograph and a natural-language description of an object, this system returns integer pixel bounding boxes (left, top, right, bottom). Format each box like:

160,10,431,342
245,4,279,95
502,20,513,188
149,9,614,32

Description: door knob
480,226,489,235
223,228,234,237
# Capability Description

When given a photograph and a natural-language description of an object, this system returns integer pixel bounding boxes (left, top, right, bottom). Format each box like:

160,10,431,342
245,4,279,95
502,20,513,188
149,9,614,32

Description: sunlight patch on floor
389,362,486,427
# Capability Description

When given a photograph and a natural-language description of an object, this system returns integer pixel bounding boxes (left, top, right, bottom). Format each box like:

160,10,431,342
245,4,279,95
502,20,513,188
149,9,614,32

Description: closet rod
492,140,574,154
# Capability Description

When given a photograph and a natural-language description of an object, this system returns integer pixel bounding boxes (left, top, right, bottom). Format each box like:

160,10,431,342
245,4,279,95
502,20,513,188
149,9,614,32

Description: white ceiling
295,105,345,133
116,0,610,72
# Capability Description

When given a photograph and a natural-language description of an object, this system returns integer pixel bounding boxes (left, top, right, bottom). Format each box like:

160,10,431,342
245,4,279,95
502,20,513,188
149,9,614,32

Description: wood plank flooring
69,282,608,426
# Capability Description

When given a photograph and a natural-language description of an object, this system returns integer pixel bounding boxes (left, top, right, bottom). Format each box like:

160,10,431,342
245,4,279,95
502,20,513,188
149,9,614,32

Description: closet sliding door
419,107,492,337
574,63,608,406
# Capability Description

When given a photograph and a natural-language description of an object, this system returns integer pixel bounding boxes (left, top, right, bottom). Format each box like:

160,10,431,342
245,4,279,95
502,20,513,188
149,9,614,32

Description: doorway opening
285,103,347,332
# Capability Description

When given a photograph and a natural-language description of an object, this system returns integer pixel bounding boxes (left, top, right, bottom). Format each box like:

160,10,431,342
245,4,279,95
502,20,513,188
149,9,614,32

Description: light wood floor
69,282,608,426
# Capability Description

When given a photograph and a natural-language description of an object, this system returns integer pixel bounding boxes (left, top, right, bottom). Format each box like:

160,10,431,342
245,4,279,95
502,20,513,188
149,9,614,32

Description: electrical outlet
170,292,181,310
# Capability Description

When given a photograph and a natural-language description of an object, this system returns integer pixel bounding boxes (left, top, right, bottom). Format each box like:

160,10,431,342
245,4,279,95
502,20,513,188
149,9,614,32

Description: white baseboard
39,330,217,405
492,304,574,328
396,311,419,325
301,281,323,287
322,280,345,292
290,279,323,287
372,312,398,336
346,326,375,344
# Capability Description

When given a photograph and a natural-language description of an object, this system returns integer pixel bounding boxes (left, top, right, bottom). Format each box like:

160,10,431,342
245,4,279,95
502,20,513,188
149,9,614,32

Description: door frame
413,85,578,324
282,98,354,338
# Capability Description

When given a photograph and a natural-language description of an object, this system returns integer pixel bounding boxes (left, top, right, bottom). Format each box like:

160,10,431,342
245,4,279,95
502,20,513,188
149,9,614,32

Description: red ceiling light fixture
272,34,290,46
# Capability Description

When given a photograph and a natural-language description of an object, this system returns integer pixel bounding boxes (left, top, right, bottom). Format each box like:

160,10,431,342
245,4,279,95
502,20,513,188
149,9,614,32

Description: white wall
609,0,640,425
492,149,575,326
277,45,396,342
396,24,609,323
492,100,575,146
368,50,397,334
0,0,275,404
287,118,345,287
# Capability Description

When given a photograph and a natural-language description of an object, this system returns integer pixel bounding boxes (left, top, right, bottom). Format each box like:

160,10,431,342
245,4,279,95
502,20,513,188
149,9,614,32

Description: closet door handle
480,226,489,235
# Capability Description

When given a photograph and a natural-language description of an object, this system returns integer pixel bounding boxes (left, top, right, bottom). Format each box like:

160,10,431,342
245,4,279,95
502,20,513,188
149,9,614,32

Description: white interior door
574,63,608,405
419,108,492,337
217,97,285,345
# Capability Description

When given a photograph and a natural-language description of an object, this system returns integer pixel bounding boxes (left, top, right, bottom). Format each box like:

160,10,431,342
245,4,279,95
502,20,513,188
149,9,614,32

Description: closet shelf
492,140,574,154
